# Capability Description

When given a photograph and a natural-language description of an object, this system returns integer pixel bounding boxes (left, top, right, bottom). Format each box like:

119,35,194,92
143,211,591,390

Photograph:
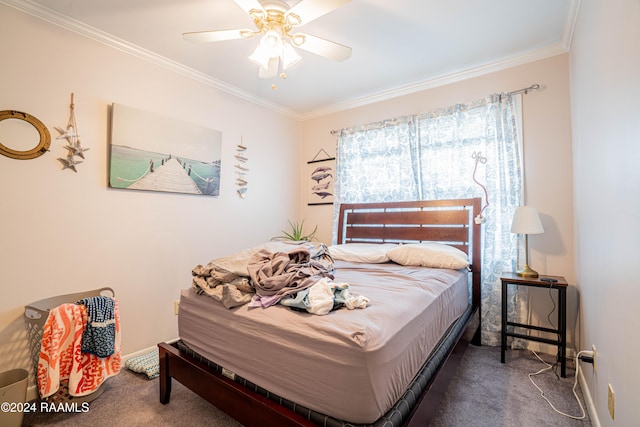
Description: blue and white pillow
124,349,159,379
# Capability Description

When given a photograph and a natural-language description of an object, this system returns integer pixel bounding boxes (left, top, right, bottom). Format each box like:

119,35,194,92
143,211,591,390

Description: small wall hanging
0,110,51,160
307,148,334,206
55,93,88,172
235,136,248,198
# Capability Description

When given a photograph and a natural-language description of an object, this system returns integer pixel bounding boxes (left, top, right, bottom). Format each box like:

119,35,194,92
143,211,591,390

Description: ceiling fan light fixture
249,29,283,69
249,44,272,69
291,33,306,47
281,42,301,69
185,0,354,79
262,29,283,56
258,57,279,78
286,12,302,27
239,29,256,39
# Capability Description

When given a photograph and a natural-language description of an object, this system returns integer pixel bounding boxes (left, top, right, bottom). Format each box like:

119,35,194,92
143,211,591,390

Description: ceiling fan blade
182,29,250,43
286,0,351,25
232,0,266,15
293,33,352,62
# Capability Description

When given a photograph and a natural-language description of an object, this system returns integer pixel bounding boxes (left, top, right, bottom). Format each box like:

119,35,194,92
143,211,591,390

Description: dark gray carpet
430,346,591,426
23,346,591,426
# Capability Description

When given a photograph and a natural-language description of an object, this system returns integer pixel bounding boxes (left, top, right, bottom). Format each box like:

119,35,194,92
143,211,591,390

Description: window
334,94,525,346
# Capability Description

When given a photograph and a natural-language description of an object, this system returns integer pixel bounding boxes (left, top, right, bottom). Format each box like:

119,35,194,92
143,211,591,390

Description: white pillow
329,243,398,263
387,242,469,269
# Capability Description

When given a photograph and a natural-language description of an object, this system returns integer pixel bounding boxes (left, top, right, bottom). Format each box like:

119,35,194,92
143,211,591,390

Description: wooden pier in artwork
128,158,201,194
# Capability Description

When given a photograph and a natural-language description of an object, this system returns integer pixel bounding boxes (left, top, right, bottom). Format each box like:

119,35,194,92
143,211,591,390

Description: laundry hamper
24,287,115,403
0,368,28,427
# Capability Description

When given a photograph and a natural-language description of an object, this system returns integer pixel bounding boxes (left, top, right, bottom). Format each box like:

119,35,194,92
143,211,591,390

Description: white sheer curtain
334,94,525,345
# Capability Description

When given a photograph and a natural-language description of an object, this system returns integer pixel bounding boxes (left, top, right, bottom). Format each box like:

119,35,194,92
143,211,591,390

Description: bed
158,198,482,426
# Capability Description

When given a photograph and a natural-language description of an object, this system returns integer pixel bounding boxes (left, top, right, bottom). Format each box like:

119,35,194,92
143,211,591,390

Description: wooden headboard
337,198,482,309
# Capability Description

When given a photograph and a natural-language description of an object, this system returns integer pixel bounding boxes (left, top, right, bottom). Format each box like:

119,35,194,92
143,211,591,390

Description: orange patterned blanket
37,301,121,398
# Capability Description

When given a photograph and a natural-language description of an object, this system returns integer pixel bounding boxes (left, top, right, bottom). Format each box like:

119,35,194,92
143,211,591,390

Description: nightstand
500,272,568,377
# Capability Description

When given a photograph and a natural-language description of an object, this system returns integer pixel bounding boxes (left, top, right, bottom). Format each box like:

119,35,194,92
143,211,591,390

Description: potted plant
272,219,318,242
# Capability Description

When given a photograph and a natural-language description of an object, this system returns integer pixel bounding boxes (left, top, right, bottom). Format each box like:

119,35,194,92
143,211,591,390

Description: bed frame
158,198,482,426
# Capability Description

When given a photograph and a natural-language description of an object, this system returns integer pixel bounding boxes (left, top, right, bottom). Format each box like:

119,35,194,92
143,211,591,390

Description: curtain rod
506,83,541,96
330,83,541,135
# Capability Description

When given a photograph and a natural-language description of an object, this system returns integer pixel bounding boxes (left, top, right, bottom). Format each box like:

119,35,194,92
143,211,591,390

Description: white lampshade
249,30,283,69
257,57,278,78
511,206,544,235
281,42,301,70
261,30,283,57
249,44,271,69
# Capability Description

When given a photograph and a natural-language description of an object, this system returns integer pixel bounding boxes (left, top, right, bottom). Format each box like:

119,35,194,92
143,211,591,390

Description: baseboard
122,344,160,361
578,365,600,427
122,337,179,360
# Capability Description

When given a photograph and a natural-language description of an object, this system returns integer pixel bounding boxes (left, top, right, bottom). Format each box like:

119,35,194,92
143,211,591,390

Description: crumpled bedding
248,245,334,308
280,277,370,315
192,241,334,309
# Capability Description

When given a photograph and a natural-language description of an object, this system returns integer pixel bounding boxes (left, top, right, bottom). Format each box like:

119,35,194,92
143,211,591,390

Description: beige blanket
192,241,333,308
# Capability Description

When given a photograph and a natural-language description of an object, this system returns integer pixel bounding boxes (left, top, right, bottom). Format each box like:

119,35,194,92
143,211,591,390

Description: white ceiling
5,0,578,119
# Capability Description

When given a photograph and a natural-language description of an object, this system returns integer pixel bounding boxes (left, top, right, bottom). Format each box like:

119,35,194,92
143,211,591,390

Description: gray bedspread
179,260,468,423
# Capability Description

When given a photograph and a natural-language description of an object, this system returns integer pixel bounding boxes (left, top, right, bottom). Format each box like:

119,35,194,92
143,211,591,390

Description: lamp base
516,265,539,278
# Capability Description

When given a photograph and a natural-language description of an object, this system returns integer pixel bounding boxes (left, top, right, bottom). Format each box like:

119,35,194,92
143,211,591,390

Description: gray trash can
0,368,28,427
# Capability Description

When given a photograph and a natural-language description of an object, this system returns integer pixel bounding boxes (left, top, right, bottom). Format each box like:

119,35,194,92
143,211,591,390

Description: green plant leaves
273,219,318,241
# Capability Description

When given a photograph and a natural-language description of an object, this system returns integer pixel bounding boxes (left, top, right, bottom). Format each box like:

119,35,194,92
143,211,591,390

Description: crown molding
3,0,579,123
301,43,568,120
561,0,582,51
303,0,581,120
1,0,302,120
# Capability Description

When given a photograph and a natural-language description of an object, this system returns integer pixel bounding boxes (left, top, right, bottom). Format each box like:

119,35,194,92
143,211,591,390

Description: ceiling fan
182,0,352,79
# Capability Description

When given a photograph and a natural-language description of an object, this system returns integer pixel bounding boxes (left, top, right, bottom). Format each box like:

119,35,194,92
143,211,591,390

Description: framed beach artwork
109,104,222,196
307,150,335,205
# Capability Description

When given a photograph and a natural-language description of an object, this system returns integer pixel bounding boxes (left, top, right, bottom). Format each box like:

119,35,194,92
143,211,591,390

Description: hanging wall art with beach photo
307,149,334,205
109,104,222,196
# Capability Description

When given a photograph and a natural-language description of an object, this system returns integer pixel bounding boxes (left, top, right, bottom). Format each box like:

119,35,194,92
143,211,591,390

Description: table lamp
510,206,544,278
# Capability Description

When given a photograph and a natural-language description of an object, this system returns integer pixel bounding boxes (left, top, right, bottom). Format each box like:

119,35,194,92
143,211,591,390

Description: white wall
0,4,300,378
301,54,576,351
570,0,640,425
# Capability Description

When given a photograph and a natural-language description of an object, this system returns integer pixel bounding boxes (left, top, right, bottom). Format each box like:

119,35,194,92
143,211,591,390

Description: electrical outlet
174,300,180,315
608,383,615,420
592,345,597,372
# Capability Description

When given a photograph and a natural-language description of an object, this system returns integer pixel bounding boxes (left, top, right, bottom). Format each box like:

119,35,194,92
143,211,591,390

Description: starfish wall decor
56,93,88,172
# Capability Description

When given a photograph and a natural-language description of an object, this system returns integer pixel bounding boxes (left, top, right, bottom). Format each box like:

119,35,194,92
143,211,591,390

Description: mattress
178,260,468,424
